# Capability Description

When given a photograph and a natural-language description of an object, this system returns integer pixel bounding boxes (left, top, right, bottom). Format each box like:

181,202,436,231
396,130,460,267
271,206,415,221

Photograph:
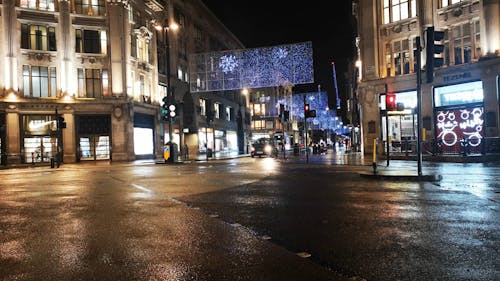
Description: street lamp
154,20,179,153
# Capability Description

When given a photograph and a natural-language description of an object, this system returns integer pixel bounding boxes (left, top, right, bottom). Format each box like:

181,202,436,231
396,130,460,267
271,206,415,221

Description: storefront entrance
21,115,59,164
77,115,111,161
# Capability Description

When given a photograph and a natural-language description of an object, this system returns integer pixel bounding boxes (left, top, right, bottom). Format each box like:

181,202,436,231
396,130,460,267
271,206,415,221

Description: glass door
79,135,110,161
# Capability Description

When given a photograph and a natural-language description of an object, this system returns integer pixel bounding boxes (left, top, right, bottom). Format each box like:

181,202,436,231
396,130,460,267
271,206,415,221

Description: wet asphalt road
0,154,499,281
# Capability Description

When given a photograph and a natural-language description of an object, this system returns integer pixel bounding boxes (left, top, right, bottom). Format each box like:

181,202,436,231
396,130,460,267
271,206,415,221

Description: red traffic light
386,94,396,111
304,104,310,111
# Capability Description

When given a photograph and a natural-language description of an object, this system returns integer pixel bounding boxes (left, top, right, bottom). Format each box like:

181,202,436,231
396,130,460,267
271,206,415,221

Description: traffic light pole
416,36,423,176
303,96,309,164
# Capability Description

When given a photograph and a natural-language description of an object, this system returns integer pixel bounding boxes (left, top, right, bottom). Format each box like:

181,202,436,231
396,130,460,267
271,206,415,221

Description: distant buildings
354,0,500,156
0,0,251,165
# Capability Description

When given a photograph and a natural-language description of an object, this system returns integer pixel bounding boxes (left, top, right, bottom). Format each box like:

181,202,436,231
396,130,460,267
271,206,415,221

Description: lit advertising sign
435,107,484,149
434,81,483,107
189,42,314,92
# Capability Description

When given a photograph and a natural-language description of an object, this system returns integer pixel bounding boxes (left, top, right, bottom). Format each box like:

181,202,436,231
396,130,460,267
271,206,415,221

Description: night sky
201,0,356,111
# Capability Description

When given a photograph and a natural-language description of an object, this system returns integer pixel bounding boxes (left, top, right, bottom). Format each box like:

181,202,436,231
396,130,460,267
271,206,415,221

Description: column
107,0,130,97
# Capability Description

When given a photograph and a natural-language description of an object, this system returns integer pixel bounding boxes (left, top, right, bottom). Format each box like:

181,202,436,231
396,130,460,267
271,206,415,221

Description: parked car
251,138,277,157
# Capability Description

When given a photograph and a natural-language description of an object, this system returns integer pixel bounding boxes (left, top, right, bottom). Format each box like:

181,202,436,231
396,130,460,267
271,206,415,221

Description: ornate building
354,0,499,156
0,0,250,165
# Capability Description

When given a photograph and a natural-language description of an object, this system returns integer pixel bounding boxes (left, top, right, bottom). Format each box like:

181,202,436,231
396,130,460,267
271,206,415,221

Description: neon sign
436,107,484,148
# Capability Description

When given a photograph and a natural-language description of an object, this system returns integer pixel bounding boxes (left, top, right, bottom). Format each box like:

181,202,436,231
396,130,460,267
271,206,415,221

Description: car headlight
251,147,255,152
264,145,272,153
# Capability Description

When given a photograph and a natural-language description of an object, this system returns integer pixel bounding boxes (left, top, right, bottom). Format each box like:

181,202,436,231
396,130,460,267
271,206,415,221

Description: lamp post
155,20,179,146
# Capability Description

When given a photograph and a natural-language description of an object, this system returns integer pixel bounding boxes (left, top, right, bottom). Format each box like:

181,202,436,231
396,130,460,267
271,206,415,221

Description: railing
386,137,500,157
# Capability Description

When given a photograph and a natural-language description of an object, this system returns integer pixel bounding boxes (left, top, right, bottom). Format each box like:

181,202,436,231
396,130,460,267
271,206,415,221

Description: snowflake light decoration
275,48,288,59
219,55,238,74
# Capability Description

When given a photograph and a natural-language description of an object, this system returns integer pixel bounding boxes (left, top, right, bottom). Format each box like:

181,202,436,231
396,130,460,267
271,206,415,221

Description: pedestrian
183,144,189,160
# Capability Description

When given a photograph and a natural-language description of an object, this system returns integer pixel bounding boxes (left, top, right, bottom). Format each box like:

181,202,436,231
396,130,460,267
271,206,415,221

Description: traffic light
426,26,445,83
161,96,169,120
161,95,176,120
386,93,396,111
304,104,310,112
306,109,316,118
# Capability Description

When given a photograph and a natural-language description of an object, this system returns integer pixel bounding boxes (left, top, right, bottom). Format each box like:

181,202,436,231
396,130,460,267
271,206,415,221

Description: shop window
78,68,106,98
383,0,416,24
19,0,55,11
21,24,56,51
74,0,106,16
23,65,57,98
252,120,265,130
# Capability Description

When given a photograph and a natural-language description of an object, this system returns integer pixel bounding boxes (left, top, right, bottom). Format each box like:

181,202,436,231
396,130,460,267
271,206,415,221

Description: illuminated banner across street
189,42,314,92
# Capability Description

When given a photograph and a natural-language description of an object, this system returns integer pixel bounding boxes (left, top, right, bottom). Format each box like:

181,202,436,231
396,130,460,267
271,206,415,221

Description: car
250,138,276,158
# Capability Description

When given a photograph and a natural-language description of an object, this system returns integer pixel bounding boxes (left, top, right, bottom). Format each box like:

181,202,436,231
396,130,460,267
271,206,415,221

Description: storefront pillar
62,112,76,163
5,112,21,164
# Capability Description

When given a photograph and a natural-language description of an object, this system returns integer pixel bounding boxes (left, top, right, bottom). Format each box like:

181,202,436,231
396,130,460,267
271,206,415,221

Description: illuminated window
22,66,57,98
383,0,417,24
200,98,207,116
134,35,150,63
252,120,265,130
19,0,55,11
78,68,106,98
214,103,221,119
74,0,106,16
440,0,464,8
253,104,266,116
76,29,105,54
226,106,232,121
21,24,56,51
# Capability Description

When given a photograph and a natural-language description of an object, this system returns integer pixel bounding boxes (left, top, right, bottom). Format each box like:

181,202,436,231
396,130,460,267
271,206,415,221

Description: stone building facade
0,0,250,165
354,0,499,156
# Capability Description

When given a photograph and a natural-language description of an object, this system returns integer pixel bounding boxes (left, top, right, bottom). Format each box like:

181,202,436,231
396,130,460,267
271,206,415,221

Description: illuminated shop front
434,81,484,154
77,115,111,161
133,113,155,159
381,90,418,153
21,115,59,163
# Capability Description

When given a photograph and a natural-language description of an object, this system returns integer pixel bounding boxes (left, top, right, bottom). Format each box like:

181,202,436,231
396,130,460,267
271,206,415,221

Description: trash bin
168,142,178,162
293,144,300,156
207,148,213,158
50,156,55,168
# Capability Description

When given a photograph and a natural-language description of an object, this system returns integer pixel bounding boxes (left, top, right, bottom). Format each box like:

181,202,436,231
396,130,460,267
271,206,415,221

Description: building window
383,0,417,24
440,0,464,8
78,68,106,98
226,106,232,121
385,38,412,76
76,29,105,53
252,120,265,130
214,103,221,119
21,24,56,51
74,0,106,16
130,34,137,57
200,98,207,116
22,66,57,97
253,104,266,116
19,0,55,11
445,21,480,66
135,35,150,63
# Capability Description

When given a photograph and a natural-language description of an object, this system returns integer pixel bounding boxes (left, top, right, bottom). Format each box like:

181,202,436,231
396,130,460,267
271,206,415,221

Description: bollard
50,156,55,168
372,138,378,175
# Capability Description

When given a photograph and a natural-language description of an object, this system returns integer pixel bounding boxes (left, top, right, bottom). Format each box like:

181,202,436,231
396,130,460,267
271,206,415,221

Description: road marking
296,252,311,258
131,183,153,193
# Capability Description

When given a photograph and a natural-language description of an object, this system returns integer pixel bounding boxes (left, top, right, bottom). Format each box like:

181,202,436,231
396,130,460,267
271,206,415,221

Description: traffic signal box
426,26,445,83
304,104,316,118
161,95,176,121
386,93,396,111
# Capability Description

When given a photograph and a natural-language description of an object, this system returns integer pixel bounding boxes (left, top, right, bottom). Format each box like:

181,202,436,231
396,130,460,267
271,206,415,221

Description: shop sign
442,72,471,83
434,81,483,107
24,115,57,135
436,107,484,147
